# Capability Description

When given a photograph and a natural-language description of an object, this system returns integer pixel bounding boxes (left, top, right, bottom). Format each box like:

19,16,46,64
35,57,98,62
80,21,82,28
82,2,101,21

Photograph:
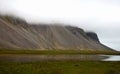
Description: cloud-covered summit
0,0,120,51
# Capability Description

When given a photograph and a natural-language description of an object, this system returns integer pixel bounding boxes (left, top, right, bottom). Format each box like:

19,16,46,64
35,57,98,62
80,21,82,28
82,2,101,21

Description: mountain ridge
0,15,113,51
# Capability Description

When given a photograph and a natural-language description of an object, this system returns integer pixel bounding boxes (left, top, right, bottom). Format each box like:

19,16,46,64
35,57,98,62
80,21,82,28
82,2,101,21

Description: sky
0,0,120,51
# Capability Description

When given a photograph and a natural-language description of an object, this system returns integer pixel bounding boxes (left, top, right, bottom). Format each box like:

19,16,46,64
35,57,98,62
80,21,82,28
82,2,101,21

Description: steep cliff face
86,32,100,43
0,15,112,51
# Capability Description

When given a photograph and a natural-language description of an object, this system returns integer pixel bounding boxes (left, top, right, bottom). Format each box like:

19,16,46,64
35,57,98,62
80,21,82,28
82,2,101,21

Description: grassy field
0,61,120,74
0,49,120,55
0,49,119,74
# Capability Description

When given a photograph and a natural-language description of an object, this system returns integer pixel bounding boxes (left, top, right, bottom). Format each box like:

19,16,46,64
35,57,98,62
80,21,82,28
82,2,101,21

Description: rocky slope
0,15,113,51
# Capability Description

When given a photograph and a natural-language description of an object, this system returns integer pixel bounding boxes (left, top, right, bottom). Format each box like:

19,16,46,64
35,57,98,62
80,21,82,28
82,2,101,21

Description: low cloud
0,0,120,51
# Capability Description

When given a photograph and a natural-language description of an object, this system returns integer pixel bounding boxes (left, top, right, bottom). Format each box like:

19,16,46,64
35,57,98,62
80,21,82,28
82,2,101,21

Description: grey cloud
0,0,120,51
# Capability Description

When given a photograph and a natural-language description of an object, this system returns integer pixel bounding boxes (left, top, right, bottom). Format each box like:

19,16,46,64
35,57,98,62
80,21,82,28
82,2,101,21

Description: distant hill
0,15,113,51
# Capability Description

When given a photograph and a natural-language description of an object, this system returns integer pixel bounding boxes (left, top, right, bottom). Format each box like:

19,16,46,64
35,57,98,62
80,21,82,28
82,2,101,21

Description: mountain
0,15,113,51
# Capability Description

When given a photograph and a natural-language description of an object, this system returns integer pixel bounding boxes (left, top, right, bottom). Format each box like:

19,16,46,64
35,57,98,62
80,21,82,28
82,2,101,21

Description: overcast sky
0,0,120,51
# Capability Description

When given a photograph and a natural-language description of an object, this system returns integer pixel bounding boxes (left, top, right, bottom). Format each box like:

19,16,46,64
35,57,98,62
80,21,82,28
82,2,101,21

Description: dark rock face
86,32,100,43
0,15,113,51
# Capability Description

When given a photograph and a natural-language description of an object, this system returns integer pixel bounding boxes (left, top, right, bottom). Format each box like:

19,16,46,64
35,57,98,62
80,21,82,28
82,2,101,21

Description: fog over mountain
0,15,113,51
0,0,120,51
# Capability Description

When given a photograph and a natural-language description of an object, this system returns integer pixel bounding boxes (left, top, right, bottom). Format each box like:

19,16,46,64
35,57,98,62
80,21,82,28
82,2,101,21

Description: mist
0,0,120,51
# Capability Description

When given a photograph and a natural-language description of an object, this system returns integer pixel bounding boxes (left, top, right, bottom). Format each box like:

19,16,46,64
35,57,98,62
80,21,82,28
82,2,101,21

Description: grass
0,49,119,74
0,49,120,55
0,61,120,74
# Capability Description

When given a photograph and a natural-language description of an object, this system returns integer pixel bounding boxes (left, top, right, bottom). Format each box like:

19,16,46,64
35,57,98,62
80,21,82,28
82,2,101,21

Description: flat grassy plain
0,61,120,74
0,49,120,74
0,49,120,55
